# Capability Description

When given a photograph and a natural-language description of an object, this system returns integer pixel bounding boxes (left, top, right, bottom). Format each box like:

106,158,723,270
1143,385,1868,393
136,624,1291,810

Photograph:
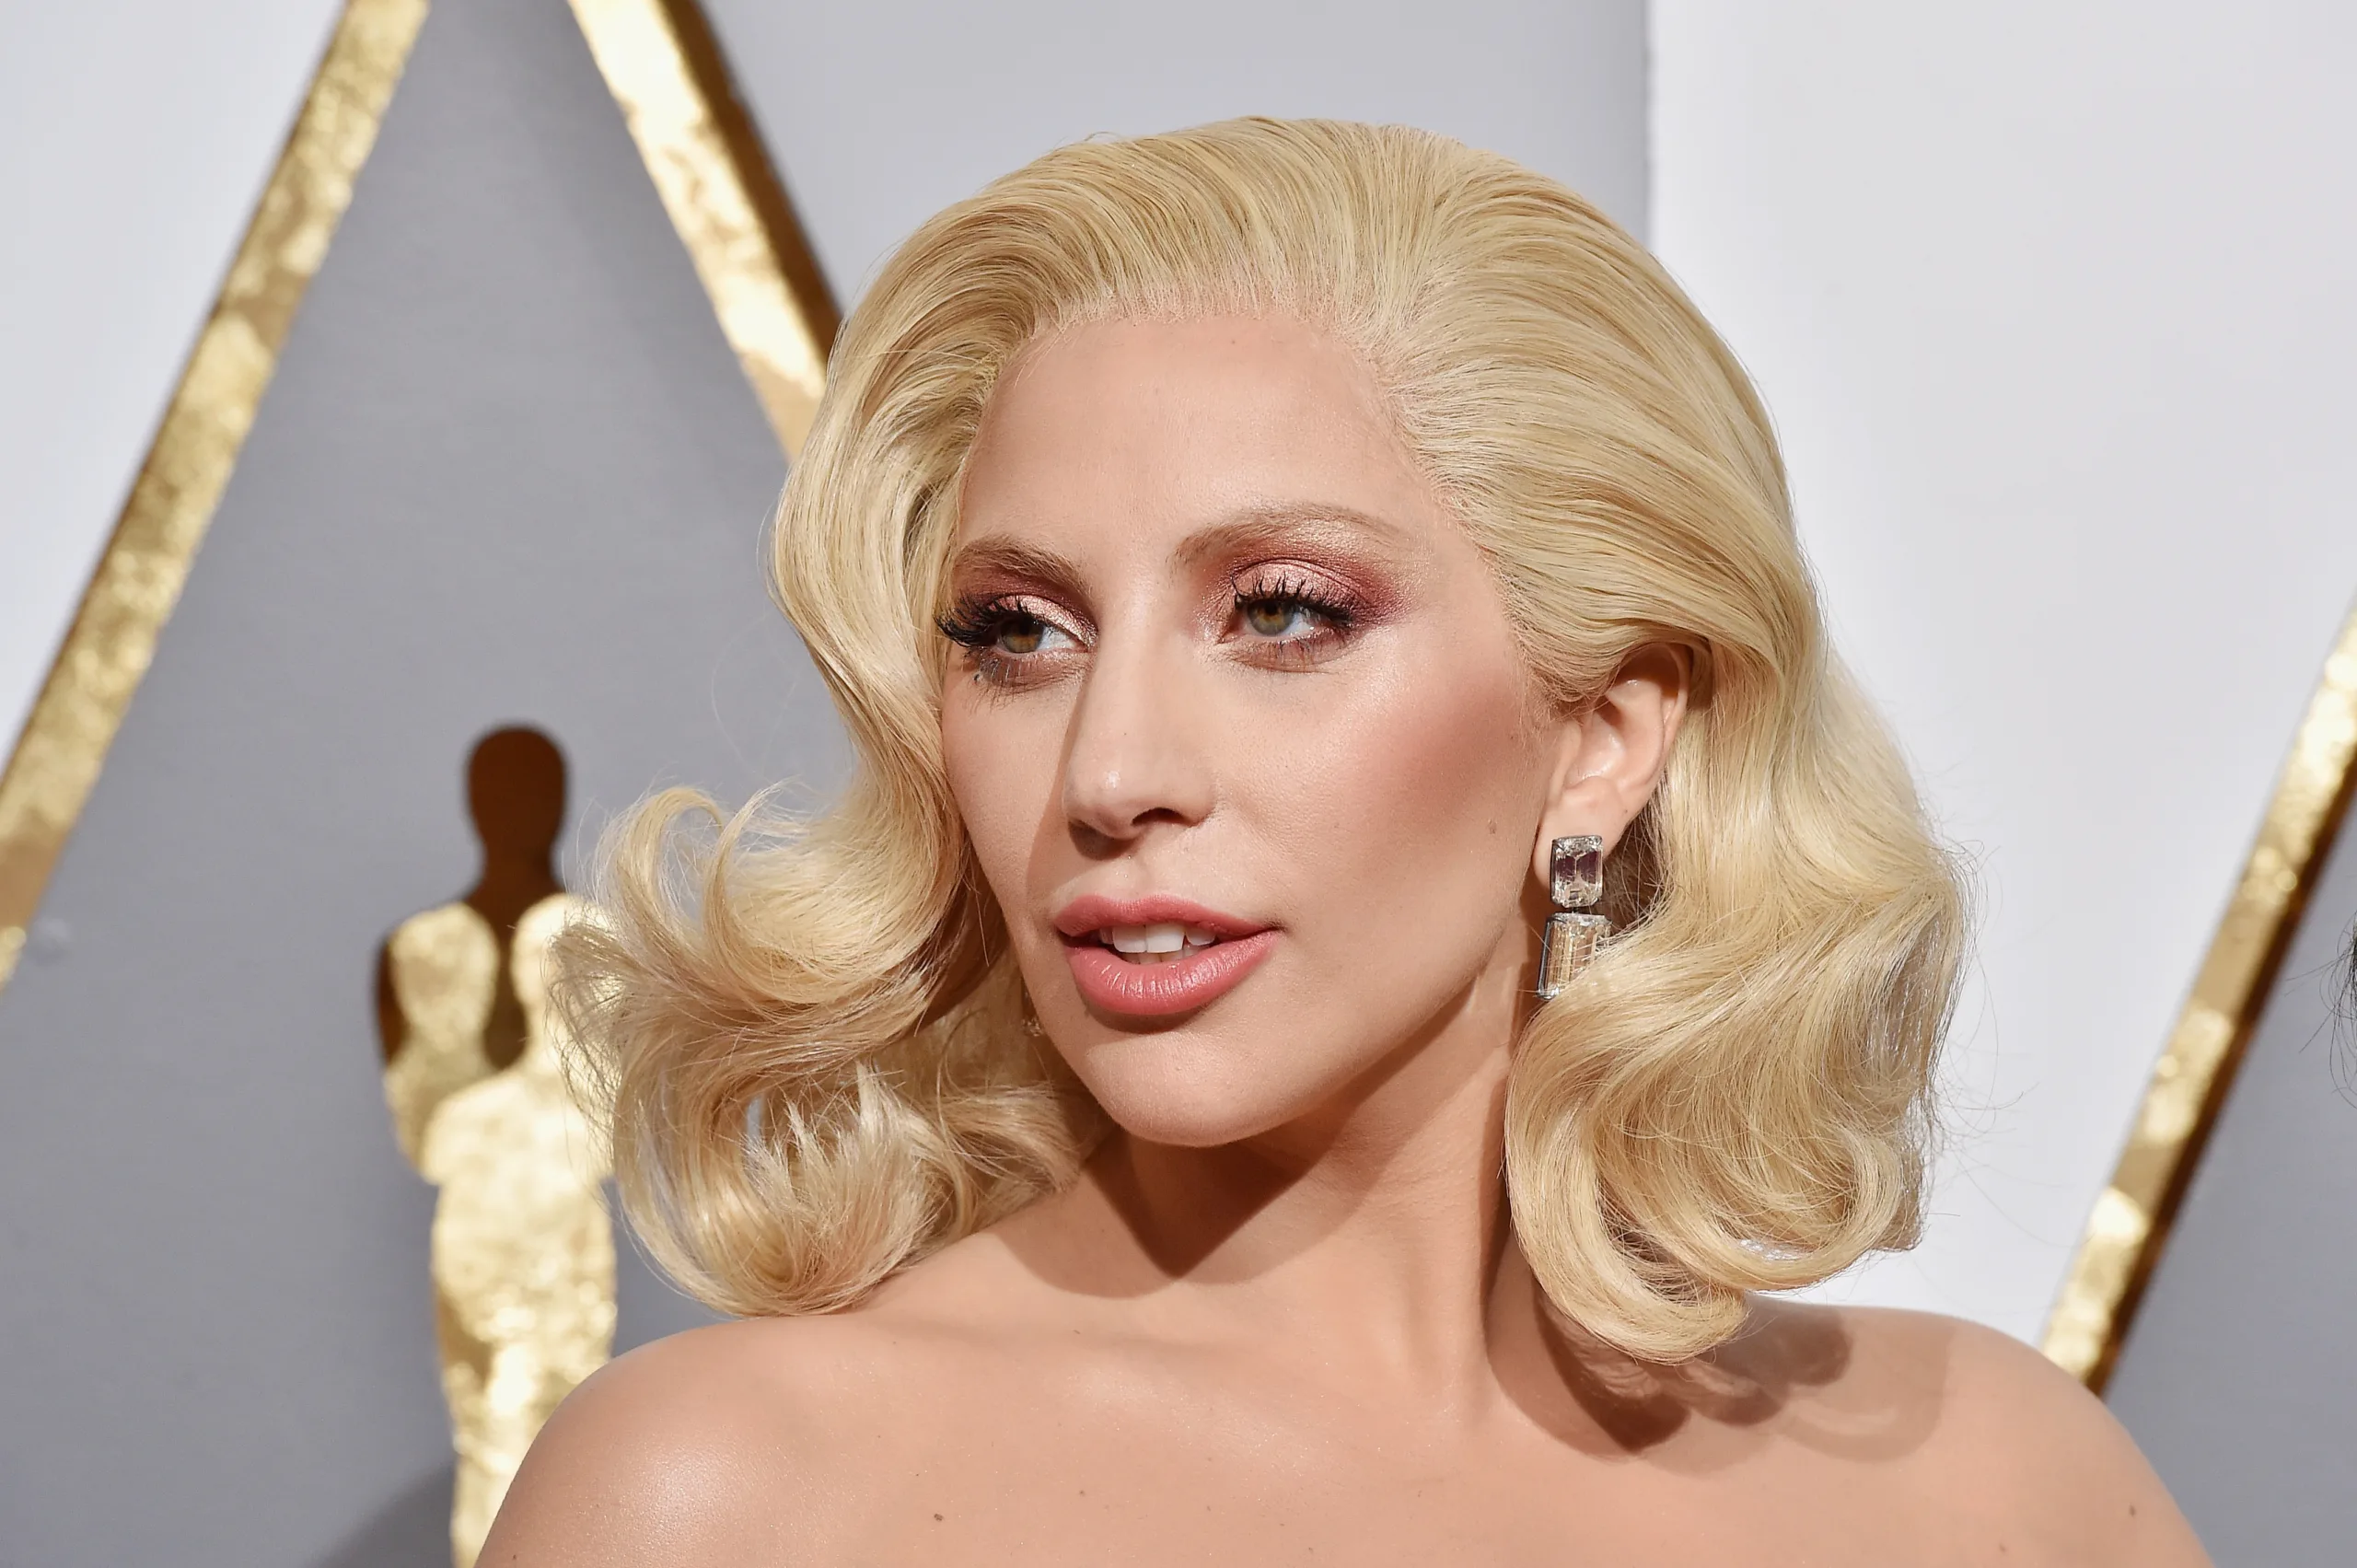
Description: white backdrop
6,0,2353,1350
1653,0,2357,1340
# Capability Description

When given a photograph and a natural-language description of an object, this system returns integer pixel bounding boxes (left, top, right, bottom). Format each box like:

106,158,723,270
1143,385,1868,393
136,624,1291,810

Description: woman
491,119,2206,1563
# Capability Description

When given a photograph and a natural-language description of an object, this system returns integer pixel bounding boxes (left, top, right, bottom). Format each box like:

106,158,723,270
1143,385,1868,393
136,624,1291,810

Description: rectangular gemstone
1538,911,1610,999
1550,834,1605,909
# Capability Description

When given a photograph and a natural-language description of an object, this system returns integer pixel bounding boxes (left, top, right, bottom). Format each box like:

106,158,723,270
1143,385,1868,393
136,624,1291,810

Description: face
938,314,1562,1147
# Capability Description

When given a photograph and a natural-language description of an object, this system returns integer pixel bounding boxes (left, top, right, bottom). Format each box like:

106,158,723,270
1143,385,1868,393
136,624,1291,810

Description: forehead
957,314,1434,546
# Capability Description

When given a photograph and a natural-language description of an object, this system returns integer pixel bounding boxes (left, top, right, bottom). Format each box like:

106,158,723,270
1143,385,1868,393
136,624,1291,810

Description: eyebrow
1174,503,1420,570
946,501,1419,591
942,540,1088,599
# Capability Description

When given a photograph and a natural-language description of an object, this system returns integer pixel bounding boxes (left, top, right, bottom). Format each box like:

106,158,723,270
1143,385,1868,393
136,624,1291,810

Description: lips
1051,894,1276,1017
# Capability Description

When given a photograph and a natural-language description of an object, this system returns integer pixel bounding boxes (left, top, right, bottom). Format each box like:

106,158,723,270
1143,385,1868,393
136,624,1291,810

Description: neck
1062,946,1531,1399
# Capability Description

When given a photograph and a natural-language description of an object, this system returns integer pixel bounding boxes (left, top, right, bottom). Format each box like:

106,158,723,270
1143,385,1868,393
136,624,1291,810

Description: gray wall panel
702,0,1651,306
2107,788,2357,1562
0,0,841,1561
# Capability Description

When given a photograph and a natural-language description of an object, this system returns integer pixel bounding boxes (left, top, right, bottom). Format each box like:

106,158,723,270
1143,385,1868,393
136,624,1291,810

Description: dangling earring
1537,833,1611,1001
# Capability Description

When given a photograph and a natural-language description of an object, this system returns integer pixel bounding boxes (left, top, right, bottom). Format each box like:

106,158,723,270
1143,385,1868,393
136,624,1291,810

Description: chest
805,1399,1960,1567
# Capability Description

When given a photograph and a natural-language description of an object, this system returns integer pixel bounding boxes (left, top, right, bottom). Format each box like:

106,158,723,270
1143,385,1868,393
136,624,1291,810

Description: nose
1060,629,1216,850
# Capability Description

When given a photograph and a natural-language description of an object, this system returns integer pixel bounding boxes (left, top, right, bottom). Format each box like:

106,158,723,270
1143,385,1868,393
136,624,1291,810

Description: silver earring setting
1537,834,1610,1001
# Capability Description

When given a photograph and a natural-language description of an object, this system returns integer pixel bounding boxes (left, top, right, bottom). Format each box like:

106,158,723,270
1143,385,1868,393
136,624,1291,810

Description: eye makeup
1222,562,1369,670
937,592,1089,689
935,505,1415,688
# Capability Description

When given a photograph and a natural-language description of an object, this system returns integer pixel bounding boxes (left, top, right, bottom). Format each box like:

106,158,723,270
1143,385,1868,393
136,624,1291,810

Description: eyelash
936,596,1059,688
935,570,1364,687
1228,572,1359,667
937,598,1035,651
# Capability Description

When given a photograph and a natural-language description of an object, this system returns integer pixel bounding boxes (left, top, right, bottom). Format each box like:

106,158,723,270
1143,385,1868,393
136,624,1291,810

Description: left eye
1239,597,1319,638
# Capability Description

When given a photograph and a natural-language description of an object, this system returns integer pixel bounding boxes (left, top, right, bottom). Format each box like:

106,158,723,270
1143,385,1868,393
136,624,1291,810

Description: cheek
1264,653,1543,967
939,691,1063,909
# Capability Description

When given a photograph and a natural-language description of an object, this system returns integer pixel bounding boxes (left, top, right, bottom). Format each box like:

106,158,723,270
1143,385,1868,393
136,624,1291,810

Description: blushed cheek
1276,660,1542,971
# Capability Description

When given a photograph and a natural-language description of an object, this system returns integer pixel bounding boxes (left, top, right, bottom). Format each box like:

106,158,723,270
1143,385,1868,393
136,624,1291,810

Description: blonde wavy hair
559,117,1966,1361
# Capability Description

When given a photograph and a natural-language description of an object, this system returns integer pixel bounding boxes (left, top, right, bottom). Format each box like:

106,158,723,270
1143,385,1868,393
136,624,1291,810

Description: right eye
936,596,1085,684
985,610,1069,656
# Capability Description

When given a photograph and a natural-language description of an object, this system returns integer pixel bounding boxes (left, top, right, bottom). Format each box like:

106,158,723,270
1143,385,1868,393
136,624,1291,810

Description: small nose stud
1537,833,1611,1001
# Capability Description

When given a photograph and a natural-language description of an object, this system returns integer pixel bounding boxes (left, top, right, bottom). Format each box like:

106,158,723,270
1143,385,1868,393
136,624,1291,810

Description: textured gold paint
568,0,830,456
392,894,614,1567
2043,599,2357,1386
2041,1187,2152,1379
0,0,428,1000
383,902,503,1164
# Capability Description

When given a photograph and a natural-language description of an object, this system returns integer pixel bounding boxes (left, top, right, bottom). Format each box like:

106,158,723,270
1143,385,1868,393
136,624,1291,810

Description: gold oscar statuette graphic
421,891,613,1562
379,728,614,1566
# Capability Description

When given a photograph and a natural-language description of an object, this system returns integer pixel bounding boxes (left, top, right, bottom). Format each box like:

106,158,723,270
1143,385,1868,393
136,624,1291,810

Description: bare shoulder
477,1311,938,1567
1819,1306,2211,1566
480,1237,1071,1565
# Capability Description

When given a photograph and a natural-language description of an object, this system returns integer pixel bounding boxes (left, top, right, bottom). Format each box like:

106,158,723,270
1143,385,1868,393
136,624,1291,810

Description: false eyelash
936,596,1037,649
1233,571,1360,631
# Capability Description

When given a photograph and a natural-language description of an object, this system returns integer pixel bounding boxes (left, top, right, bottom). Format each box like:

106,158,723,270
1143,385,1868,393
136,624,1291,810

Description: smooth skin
485,315,2209,1566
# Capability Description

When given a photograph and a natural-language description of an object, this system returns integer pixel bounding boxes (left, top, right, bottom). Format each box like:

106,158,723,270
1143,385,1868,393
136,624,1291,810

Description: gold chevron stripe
2044,598,2357,1388
569,0,837,455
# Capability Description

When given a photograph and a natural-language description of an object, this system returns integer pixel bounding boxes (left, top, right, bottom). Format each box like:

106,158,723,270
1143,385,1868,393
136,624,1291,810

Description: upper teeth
1105,923,1218,955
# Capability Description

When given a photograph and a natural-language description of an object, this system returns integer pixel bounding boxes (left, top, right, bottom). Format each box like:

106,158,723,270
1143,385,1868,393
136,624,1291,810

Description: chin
1052,1028,1341,1150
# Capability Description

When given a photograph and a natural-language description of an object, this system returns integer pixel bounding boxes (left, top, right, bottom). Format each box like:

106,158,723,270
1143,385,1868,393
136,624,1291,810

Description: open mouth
1090,922,1225,965
1051,896,1276,1016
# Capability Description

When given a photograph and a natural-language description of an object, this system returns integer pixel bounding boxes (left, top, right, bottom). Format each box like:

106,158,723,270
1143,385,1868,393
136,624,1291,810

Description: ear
1529,645,1692,889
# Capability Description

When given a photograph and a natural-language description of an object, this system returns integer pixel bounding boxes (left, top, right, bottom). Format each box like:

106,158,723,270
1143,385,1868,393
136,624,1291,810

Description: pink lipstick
1052,894,1276,1018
